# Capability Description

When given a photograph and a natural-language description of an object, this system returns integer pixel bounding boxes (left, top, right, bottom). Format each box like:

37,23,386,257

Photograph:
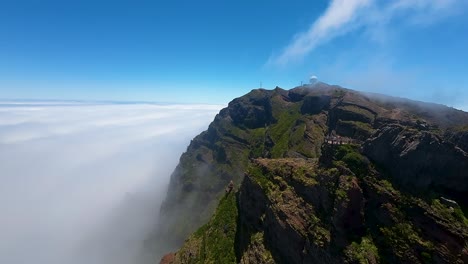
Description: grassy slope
171,144,468,263
160,86,468,263
174,192,238,264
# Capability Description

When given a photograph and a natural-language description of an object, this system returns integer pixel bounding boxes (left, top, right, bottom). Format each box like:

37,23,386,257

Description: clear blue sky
1,0,467,108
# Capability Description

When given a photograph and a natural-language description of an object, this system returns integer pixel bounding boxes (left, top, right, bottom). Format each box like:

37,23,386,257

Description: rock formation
154,84,468,263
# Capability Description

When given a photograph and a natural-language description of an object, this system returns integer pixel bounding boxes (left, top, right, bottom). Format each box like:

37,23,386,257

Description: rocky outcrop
159,253,175,264
300,95,331,114
362,176,468,263
154,84,468,261
332,176,365,248
363,124,468,201
229,89,276,129
164,154,468,263
445,129,468,153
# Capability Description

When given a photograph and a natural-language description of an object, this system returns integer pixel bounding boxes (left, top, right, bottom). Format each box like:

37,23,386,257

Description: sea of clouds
0,101,222,264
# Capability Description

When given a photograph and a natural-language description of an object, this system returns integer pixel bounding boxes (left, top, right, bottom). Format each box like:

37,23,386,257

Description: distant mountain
154,83,468,263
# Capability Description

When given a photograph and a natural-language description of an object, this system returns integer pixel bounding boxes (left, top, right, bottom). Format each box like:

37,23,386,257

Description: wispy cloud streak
267,0,462,67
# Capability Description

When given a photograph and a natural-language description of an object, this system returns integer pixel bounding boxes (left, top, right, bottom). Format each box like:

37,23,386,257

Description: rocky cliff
155,83,468,263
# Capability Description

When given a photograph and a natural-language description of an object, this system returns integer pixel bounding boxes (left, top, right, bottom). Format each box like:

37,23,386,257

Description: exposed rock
362,124,468,200
300,95,331,114
154,84,468,262
332,176,365,248
159,253,175,264
228,88,287,129
165,156,468,263
440,197,460,208
445,129,468,153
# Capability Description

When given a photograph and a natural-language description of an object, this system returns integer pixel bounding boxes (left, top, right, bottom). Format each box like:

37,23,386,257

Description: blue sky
1,0,467,108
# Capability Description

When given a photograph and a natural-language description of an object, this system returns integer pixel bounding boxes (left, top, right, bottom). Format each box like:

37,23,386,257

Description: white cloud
267,0,370,67
455,103,468,112
267,0,462,67
0,101,222,264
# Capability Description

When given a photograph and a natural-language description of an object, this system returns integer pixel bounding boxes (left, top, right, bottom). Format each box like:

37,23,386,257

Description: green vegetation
291,167,318,187
450,124,468,132
379,179,396,193
269,104,301,157
335,144,358,160
342,152,369,176
248,165,275,194
334,145,370,176
165,87,468,264
244,232,275,262
373,178,400,198
289,121,308,155
249,127,266,158
431,199,468,227
380,222,434,259
335,188,347,201
338,120,374,136
454,207,468,224
421,251,432,263
345,236,380,264
333,89,346,97
250,159,319,191
189,192,238,263
340,105,375,122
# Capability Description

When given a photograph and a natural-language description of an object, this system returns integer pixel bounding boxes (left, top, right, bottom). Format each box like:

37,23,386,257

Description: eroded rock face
363,124,468,197
363,176,468,264
235,159,341,264
155,85,468,261
332,176,365,248
164,153,468,264
445,130,468,153
229,89,276,129
159,253,175,264
300,95,331,114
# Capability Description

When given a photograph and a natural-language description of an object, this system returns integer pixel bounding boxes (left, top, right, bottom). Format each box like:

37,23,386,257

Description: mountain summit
155,83,468,263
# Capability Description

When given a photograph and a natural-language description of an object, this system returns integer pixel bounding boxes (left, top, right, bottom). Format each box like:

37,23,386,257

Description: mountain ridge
153,83,468,263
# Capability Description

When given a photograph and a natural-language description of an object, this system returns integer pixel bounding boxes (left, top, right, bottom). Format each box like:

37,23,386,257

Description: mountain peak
154,86,468,263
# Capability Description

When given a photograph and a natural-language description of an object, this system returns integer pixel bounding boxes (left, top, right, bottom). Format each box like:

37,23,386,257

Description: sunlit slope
155,83,468,261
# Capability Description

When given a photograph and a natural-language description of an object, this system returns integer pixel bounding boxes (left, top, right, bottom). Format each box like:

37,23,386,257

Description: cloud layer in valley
0,101,222,264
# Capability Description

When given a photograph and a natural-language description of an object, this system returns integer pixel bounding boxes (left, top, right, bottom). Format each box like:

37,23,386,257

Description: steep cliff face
363,124,468,197
163,153,468,263
155,84,468,261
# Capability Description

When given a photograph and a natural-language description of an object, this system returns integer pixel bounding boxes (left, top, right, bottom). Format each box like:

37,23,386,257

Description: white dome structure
309,75,318,86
